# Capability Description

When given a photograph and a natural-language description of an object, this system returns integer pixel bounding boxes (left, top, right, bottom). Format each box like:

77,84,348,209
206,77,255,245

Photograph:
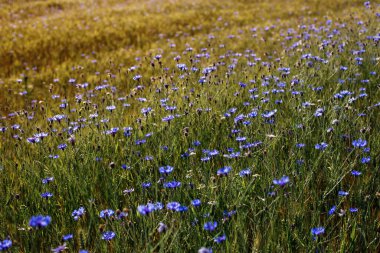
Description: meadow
0,0,379,252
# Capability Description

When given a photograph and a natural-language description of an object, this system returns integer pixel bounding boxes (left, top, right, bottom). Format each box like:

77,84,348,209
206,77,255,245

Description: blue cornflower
351,170,362,176
273,176,290,186
163,181,181,189
58,143,67,150
204,221,218,231
191,199,201,207
314,108,325,117
352,139,367,148
198,247,213,253
99,209,114,218
239,168,251,177
193,140,201,146
51,243,67,252
328,205,336,215
62,234,73,241
217,166,231,176
349,208,359,213
142,182,151,188
157,222,168,233
162,115,175,122
159,166,174,174
296,143,305,148
137,204,155,215
214,234,226,243
166,202,181,211
176,205,188,212
106,105,116,112
338,191,349,197
311,227,325,237
315,142,328,150
72,207,85,221
79,250,89,253
0,238,12,250
102,231,116,241
261,109,277,118
42,177,54,184
29,215,51,228
361,157,370,164
40,192,53,199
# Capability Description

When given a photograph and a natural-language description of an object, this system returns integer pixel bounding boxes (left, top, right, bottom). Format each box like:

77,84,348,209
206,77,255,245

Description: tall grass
0,0,379,252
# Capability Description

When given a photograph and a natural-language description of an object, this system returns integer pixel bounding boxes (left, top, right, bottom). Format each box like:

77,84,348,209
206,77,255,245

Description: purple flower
338,191,349,197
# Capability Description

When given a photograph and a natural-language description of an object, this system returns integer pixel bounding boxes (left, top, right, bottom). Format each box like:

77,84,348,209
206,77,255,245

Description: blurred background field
0,0,379,252
0,0,369,111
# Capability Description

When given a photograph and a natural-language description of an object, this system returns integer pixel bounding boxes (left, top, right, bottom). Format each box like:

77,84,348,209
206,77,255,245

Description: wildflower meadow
0,0,379,252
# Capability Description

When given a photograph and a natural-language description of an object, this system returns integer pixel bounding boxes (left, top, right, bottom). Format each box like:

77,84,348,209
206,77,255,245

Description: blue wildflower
62,234,73,241
58,143,67,150
311,227,325,237
315,142,328,150
72,207,85,221
204,221,218,231
159,166,174,175
191,199,201,207
102,231,116,241
351,170,362,176
214,234,226,243
217,166,231,176
29,215,52,228
328,205,336,215
163,181,181,189
352,139,367,148
42,177,54,184
166,202,181,211
349,208,359,213
51,243,67,252
361,157,370,164
239,168,251,177
40,192,53,199
273,176,290,186
99,209,114,218
0,238,12,251
338,191,349,196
